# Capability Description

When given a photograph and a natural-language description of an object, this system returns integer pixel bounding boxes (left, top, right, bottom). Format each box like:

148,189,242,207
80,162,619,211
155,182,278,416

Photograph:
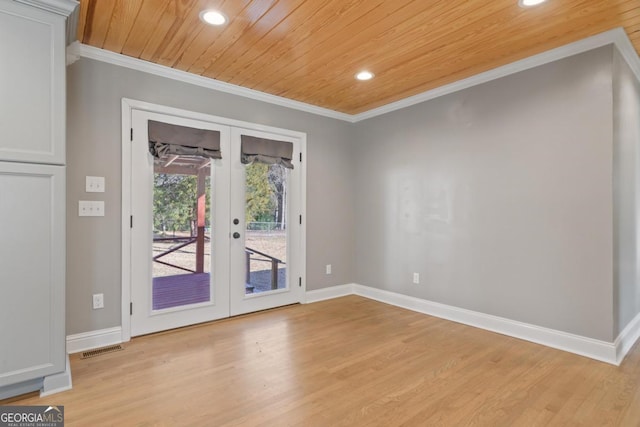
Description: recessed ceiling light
355,71,374,81
200,10,227,26
518,0,547,7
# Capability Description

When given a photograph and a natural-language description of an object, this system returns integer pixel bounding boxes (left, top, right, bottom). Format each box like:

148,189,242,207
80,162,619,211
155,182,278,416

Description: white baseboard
616,312,640,364
305,284,354,303
66,326,123,354
68,287,639,365
306,283,622,365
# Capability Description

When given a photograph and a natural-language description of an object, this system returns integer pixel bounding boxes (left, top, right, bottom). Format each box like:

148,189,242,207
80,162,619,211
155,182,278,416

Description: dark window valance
148,120,221,159
240,135,293,169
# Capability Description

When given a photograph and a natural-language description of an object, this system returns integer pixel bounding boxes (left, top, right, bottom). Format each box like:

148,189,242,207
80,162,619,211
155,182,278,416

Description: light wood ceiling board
323,0,614,109
446,0,621,69
205,0,316,83
263,0,510,107
629,8,640,29
154,0,222,68
172,0,255,71
237,0,426,92
295,0,631,112
181,0,276,74
101,0,145,53
209,0,391,85
245,0,411,93
139,0,200,63
619,7,640,29
279,0,639,112
81,0,117,47
262,2,497,98
76,0,89,42
335,1,626,112
230,0,354,88
74,0,640,114
200,0,309,81
341,7,628,112
258,0,490,99
119,0,173,58
272,0,513,104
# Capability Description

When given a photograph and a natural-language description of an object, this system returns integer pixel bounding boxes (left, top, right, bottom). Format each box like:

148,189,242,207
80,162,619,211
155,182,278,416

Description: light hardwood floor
3,296,640,426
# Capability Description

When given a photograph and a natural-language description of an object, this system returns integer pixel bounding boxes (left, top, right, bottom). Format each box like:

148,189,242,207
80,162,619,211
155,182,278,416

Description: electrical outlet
93,293,104,309
326,264,332,275
413,273,420,284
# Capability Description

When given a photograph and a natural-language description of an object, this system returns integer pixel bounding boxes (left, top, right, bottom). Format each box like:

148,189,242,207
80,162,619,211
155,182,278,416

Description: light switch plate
86,176,105,193
79,201,105,217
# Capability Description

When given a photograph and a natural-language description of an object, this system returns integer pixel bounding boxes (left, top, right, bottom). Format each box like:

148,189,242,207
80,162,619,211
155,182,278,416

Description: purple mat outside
152,272,211,310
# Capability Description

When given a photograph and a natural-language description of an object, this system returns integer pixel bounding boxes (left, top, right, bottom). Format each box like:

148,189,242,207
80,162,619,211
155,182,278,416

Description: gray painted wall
66,58,355,335
613,48,640,335
352,47,615,341
66,45,639,343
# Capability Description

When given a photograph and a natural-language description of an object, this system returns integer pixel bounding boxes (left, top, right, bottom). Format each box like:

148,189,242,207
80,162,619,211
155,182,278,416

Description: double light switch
79,176,106,217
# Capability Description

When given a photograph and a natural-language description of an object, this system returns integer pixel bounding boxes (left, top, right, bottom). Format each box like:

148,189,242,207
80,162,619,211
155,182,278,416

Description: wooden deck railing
153,236,284,290
153,237,198,273
245,247,285,290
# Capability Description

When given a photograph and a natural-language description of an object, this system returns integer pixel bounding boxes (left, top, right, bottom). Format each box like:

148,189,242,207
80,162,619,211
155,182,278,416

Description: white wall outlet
326,264,332,275
86,176,105,193
413,272,420,284
79,201,105,217
92,293,104,309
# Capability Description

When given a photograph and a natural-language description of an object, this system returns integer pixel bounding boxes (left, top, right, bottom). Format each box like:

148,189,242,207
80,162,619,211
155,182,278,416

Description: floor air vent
80,344,124,359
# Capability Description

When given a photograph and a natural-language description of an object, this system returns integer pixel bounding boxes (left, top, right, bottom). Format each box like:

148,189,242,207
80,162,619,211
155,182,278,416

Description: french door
129,108,303,337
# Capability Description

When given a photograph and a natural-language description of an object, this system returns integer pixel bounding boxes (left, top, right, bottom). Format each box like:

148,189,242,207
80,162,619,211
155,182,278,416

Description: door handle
233,232,241,239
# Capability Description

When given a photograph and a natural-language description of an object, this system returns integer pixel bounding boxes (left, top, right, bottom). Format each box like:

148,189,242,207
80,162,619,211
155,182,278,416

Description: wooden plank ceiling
77,0,640,115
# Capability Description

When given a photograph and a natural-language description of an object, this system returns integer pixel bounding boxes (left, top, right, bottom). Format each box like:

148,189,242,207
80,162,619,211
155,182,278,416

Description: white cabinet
0,0,77,398
0,162,65,387
0,0,66,165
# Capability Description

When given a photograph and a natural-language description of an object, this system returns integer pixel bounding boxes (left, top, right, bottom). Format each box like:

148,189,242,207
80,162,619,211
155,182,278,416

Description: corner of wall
611,43,640,338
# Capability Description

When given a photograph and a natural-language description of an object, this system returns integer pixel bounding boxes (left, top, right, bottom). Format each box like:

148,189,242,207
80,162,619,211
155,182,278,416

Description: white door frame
121,98,307,342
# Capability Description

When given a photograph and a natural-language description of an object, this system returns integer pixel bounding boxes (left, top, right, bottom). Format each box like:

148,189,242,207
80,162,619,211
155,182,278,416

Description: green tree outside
153,173,211,235
153,162,285,234
245,163,275,223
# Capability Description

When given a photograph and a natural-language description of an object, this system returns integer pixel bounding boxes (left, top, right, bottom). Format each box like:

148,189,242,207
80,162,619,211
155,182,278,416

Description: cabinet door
0,162,65,386
0,1,66,165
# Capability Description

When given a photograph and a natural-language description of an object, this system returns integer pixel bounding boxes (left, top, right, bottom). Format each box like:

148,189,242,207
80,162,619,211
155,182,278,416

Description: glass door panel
152,167,212,311
243,162,288,295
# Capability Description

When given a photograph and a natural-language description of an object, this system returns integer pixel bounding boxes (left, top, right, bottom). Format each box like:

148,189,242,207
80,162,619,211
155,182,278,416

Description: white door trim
121,98,307,342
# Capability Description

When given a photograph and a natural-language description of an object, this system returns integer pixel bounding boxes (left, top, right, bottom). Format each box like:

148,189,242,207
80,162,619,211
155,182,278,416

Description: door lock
233,232,241,239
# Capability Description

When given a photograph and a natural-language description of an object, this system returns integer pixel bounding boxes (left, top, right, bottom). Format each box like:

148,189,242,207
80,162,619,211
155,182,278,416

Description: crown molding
611,28,640,84
16,0,80,44
68,43,354,122
15,0,78,16
68,28,640,123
